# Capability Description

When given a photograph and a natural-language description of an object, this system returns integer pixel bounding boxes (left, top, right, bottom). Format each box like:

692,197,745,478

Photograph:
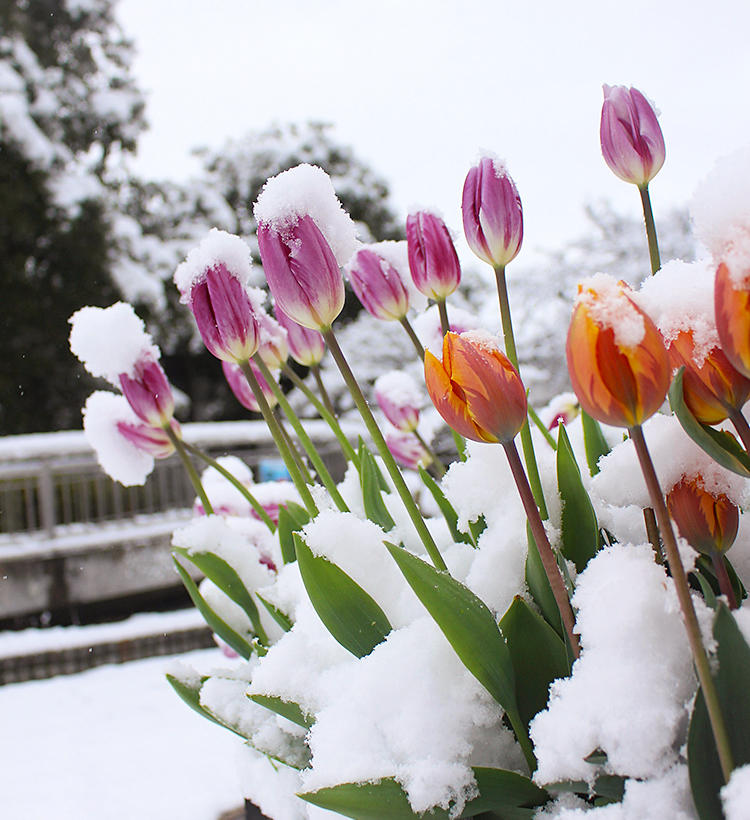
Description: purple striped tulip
462,157,523,268
256,311,289,370
257,215,345,331
118,355,175,426
600,85,665,187
222,360,278,413
116,418,181,459
346,248,410,321
385,429,431,471
189,263,260,363
406,212,461,301
274,306,326,367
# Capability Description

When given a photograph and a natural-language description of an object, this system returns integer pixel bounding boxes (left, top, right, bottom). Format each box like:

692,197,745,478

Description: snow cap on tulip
374,370,422,433
667,475,739,556
222,360,278,413
600,84,665,187
346,247,411,321
425,330,527,443
254,164,358,330
406,211,461,301
385,428,431,471
566,274,670,428
462,156,523,267
174,230,260,363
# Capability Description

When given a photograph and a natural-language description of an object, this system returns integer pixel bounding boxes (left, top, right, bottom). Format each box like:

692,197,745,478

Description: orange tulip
715,260,750,379
566,277,670,428
667,475,739,556
667,329,750,424
424,331,527,443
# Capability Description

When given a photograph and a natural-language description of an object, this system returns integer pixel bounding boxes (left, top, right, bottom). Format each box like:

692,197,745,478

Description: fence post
38,460,56,537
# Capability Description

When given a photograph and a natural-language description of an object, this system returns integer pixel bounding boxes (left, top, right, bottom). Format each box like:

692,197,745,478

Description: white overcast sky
115,0,750,261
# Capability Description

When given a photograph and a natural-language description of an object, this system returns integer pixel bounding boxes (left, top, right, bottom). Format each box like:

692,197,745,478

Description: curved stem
629,424,734,782
639,184,661,274
527,404,557,450
311,364,336,418
238,360,318,517
503,440,580,658
711,551,738,610
437,298,450,337
399,316,426,361
494,265,548,519
182,441,275,532
255,355,349,513
729,408,750,454
323,328,447,572
274,407,313,485
281,363,359,466
413,429,446,477
164,425,212,515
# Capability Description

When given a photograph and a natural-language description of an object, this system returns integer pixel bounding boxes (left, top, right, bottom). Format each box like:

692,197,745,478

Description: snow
722,763,750,820
173,228,254,300
574,274,645,348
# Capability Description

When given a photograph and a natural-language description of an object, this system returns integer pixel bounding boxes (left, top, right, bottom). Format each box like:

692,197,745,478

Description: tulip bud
425,331,527,443
667,330,750,424
462,156,523,268
256,310,289,370
374,371,422,433
385,429,431,471
222,360,278,413
566,275,671,428
406,211,461,301
118,355,175,427
274,305,326,367
600,85,665,187
117,418,181,459
174,230,260,364
715,260,750,378
667,475,739,556
346,247,410,321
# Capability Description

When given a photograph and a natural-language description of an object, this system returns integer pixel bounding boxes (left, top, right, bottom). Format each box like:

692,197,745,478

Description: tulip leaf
166,674,223,729
580,410,611,476
556,424,600,573
688,602,750,819
469,514,487,544
669,368,750,478
499,596,571,729
172,556,256,659
359,444,396,531
418,466,474,546
248,693,313,729
173,547,267,644
358,437,389,490
299,767,548,819
525,523,564,642
294,533,392,658
692,554,746,609
256,593,293,632
277,503,311,564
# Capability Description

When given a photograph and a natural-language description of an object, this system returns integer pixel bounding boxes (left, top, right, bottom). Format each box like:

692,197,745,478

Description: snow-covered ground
0,647,244,820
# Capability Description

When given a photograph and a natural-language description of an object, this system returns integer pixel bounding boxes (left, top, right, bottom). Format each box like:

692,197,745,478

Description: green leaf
299,767,548,819
294,533,392,658
468,514,487,544
358,437,389,490
670,368,750,478
580,410,611,476
525,523,564,642
172,556,255,659
418,466,474,546
556,424,600,573
166,673,249,739
277,502,311,564
248,693,313,728
359,444,396,530
688,602,750,819
256,593,293,632
174,548,267,644
499,596,571,728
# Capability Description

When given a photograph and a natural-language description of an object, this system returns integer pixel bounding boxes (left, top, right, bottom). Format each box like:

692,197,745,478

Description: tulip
600,85,665,187
667,330,750,425
274,306,325,367
222,360,278,413
667,475,739,557
118,355,175,426
462,156,523,268
385,429,431,471
346,247,411,321
257,215,345,331
406,211,461,301
256,311,289,370
117,418,181,459
566,276,671,428
374,371,421,433
425,331,527,443
715,261,750,378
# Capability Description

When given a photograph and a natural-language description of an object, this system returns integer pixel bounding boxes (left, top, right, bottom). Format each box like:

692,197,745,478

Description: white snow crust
173,228,254,300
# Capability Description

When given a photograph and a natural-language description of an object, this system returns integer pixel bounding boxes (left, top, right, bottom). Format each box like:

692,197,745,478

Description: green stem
164,424,212,515
503,439,580,658
639,184,661,275
255,355,349,513
729,408,750,455
630,424,734,782
274,407,314,485
239,360,318,518
711,552,738,610
181,441,275,532
494,265,548,519
399,316,426,361
281,363,359,466
323,328,447,571
527,405,557,449
311,363,336,418
437,298,450,337
413,429,446,477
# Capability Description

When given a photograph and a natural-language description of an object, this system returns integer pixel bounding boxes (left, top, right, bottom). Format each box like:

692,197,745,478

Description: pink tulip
406,212,461,301
257,215,345,331
118,355,175,426
385,429,430,471
600,85,665,187
374,371,421,432
274,306,326,367
222,360,278,413
116,418,181,458
462,157,523,267
256,311,289,370
346,248,410,321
